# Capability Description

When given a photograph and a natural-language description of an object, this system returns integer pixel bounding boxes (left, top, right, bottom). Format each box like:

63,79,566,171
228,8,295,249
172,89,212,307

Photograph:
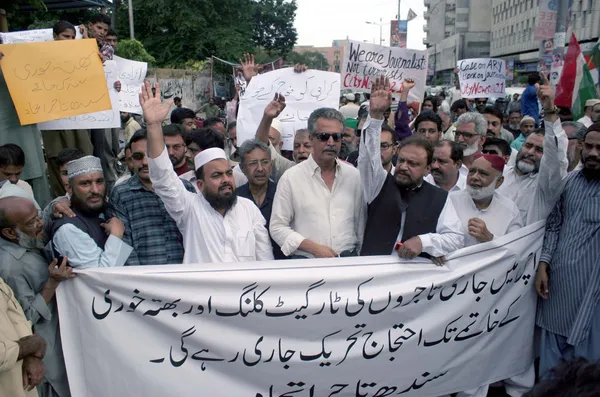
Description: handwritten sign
457,58,507,99
0,28,82,44
38,61,121,130
342,40,428,103
0,39,111,125
237,68,340,151
57,222,543,397
114,55,148,115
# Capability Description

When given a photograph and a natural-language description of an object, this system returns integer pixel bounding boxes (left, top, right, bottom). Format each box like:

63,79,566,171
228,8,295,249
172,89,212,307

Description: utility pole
549,0,570,87
398,0,401,20
379,17,383,46
128,0,135,39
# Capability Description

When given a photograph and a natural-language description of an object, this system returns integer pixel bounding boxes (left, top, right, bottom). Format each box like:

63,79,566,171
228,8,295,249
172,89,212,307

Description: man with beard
237,140,285,259
561,121,587,173
497,74,568,225
483,106,515,144
454,112,488,167
510,116,536,151
449,154,522,248
0,197,74,397
575,99,600,128
425,140,467,192
505,110,523,139
255,94,313,183
120,111,141,144
109,130,196,266
359,77,463,261
270,106,365,258
142,82,273,263
51,156,132,269
163,124,189,176
535,123,600,378
170,108,197,133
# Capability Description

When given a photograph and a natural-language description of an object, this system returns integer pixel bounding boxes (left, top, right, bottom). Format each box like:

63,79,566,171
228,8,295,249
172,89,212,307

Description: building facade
294,39,348,73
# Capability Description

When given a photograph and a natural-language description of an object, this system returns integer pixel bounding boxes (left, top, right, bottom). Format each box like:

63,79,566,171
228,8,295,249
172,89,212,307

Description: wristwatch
544,106,559,115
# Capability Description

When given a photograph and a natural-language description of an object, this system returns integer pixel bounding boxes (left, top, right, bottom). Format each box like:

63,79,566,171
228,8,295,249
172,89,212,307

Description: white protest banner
57,222,544,397
342,40,428,103
237,67,340,151
114,55,148,114
457,58,507,99
37,60,121,130
0,28,82,44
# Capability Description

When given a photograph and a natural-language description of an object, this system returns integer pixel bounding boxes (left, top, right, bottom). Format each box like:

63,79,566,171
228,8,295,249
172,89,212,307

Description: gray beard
516,160,535,174
466,183,497,200
463,141,480,157
16,229,45,250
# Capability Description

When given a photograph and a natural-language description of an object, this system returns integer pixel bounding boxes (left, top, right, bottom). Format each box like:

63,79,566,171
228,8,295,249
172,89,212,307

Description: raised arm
394,79,414,141
239,53,258,84
256,93,286,145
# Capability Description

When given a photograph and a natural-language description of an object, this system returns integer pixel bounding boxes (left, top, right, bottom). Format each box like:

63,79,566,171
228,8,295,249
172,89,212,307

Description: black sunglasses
314,132,342,142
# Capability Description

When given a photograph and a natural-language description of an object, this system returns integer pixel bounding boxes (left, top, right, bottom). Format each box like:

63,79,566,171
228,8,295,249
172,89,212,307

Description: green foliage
184,59,209,71
252,0,298,56
116,39,156,65
285,51,330,71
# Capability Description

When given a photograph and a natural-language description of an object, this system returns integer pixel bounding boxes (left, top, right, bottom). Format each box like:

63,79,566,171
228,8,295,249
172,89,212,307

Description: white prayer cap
194,147,227,170
67,156,103,180
585,99,600,108
270,118,283,134
345,93,355,101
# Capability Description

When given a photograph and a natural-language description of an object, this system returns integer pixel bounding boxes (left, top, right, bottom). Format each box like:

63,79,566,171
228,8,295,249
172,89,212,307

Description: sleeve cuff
106,235,134,266
0,340,20,371
539,253,553,265
31,293,52,322
419,234,433,253
280,232,306,257
363,117,384,129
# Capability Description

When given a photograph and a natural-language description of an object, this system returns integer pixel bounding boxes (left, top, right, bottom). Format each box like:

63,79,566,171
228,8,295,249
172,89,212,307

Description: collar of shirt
0,237,27,260
305,154,342,177
127,174,152,192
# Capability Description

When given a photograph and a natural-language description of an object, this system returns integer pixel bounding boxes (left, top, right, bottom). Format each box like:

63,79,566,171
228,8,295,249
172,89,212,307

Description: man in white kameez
141,81,274,264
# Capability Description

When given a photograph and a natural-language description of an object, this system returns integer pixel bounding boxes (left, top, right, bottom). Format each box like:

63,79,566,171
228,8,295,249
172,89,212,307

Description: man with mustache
270,106,365,259
163,124,189,176
50,156,132,269
496,74,569,226
424,140,467,192
359,77,463,262
450,154,522,248
0,197,75,397
142,82,273,263
108,130,196,266
255,94,313,183
535,122,600,379
561,121,587,173
483,106,515,144
510,116,536,151
454,112,488,168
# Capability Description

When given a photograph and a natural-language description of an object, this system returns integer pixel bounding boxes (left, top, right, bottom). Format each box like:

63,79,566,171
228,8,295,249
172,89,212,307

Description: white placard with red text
457,58,507,99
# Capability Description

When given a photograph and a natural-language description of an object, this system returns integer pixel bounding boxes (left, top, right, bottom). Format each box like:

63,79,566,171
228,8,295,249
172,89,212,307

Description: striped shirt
536,171,600,345
108,175,196,266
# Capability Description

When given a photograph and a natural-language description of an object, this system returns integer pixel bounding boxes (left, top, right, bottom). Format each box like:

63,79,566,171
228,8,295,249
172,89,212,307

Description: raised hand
402,78,416,91
294,64,308,73
48,256,75,283
139,81,172,125
537,72,554,110
369,76,392,119
264,93,286,119
239,53,257,82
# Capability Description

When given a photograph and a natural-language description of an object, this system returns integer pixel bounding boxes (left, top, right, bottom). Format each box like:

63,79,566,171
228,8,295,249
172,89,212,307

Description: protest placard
457,58,507,99
58,221,544,397
237,68,340,151
342,40,428,103
38,60,121,130
114,55,148,115
0,28,82,44
0,39,111,125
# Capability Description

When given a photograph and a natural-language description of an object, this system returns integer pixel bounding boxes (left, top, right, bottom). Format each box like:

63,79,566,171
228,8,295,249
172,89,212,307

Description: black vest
51,208,108,257
361,174,448,256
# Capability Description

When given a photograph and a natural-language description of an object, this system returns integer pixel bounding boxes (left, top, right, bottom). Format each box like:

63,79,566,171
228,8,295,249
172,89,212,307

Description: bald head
0,197,44,246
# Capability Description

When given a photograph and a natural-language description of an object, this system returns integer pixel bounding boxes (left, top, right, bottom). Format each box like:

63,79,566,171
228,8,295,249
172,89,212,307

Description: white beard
16,229,45,250
516,160,535,174
466,181,497,200
463,141,480,157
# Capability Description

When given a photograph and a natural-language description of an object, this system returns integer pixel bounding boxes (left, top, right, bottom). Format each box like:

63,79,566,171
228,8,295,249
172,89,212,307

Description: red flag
555,33,580,108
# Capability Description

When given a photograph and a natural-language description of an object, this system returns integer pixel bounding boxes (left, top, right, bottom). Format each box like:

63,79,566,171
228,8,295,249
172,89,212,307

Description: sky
294,0,426,50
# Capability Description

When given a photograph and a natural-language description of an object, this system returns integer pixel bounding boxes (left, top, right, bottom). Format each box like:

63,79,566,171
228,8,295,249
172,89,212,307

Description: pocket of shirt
236,232,256,258
582,198,600,223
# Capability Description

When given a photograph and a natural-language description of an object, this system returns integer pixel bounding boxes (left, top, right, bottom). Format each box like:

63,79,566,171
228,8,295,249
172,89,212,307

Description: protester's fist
52,198,75,219
396,236,422,259
537,72,555,110
264,93,286,119
369,76,392,120
402,78,416,92
239,53,257,82
48,257,75,283
535,261,550,300
468,218,493,242
101,218,125,239
139,81,172,125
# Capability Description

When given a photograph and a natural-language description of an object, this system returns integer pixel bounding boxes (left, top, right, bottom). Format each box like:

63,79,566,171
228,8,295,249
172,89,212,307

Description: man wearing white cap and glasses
576,99,600,128
140,81,274,264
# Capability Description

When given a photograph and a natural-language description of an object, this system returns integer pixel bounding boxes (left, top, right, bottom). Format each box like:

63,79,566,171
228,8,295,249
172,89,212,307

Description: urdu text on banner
457,58,507,99
57,222,544,397
0,39,111,125
237,67,340,151
114,55,148,115
342,40,428,104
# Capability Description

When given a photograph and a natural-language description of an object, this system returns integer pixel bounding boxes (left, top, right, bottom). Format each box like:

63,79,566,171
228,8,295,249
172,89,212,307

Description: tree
116,39,156,64
252,0,298,57
285,51,330,71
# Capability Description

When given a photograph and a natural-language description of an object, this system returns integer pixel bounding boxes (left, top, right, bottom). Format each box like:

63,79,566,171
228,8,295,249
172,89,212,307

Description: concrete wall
146,68,213,111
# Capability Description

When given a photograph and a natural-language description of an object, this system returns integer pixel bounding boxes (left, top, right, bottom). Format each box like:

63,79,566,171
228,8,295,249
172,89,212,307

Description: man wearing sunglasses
359,76,463,263
474,98,488,114
270,108,365,259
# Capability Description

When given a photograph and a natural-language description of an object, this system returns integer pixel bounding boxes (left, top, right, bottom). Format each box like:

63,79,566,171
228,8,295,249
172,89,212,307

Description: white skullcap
270,118,283,134
67,156,103,179
585,99,600,108
345,93,355,101
520,116,535,125
194,147,227,170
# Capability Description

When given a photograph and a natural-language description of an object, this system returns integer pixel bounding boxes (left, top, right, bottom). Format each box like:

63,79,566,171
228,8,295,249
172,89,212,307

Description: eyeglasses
482,149,501,155
314,132,342,142
132,152,146,161
454,130,476,139
380,143,394,150
246,159,271,168
341,133,352,138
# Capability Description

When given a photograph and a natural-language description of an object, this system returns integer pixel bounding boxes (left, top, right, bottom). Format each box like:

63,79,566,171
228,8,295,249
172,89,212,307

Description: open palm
370,76,392,114
264,93,286,118
139,81,172,125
